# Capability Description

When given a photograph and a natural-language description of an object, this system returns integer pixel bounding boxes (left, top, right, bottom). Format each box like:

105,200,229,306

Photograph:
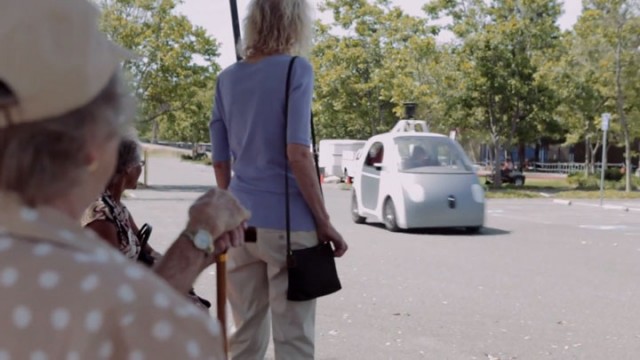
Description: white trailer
342,148,364,182
318,139,366,180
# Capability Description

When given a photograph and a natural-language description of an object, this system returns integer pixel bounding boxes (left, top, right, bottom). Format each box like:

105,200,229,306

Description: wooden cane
216,253,228,354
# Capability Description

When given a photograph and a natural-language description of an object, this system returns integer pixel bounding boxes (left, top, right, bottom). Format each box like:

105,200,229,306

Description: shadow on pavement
144,184,214,193
408,226,511,236
364,223,511,236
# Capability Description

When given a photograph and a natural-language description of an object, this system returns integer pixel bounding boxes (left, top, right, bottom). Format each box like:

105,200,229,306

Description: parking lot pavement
125,155,640,359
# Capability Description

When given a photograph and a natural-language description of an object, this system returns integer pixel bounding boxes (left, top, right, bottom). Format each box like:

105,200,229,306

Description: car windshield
394,136,474,173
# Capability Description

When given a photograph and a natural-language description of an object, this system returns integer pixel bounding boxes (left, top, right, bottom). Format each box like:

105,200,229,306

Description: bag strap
284,57,321,257
101,193,129,245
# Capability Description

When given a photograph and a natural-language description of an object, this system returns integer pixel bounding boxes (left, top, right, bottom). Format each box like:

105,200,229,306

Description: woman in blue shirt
209,0,348,359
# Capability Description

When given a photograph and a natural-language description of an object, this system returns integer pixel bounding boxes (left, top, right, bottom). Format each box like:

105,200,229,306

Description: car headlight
471,184,485,203
405,184,425,202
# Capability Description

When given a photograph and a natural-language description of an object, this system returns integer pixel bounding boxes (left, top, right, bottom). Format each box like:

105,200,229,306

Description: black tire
513,177,525,186
351,191,366,224
383,198,400,232
465,226,482,234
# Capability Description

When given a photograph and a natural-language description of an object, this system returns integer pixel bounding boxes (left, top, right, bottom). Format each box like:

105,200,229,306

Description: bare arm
213,161,231,190
288,144,348,257
153,235,212,294
86,220,120,250
209,78,231,190
88,219,213,293
154,188,250,293
287,144,330,227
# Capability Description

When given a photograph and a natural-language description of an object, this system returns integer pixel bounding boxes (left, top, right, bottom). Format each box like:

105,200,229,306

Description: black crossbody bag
284,57,342,301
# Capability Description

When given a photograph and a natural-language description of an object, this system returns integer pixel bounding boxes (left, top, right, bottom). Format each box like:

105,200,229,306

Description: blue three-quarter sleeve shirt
209,55,316,232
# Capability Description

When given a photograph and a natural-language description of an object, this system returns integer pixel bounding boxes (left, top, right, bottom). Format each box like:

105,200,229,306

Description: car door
361,141,384,210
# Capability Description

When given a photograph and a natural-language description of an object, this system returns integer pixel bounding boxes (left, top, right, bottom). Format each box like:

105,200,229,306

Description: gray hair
242,0,314,57
114,137,141,175
0,72,133,205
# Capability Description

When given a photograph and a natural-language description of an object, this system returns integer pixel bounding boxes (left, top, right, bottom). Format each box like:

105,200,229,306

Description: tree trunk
637,142,640,178
518,142,526,171
584,137,590,176
624,134,631,191
152,119,159,144
492,138,502,188
614,33,630,192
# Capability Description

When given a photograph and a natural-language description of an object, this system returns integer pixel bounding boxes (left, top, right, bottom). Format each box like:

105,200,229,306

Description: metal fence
476,161,628,175
528,162,626,174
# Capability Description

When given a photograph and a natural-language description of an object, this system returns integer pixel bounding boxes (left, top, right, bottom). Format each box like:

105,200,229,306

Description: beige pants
227,228,318,360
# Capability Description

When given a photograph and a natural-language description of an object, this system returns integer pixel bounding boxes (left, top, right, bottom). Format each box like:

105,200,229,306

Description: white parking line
579,225,628,231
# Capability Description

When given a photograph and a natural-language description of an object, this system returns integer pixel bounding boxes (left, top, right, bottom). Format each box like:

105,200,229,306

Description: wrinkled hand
187,188,251,240
317,222,348,257
211,223,246,258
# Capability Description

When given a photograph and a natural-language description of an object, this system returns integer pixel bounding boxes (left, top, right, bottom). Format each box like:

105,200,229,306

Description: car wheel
465,226,482,234
383,198,400,232
514,177,525,186
351,192,366,224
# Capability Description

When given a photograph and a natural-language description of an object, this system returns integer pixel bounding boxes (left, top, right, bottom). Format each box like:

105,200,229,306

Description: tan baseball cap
0,0,132,128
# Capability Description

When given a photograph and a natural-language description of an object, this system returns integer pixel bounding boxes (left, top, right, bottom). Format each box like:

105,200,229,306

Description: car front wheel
383,198,400,232
351,191,366,224
514,177,525,186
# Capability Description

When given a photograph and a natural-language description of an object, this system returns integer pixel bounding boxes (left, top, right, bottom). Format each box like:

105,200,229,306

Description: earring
87,161,99,173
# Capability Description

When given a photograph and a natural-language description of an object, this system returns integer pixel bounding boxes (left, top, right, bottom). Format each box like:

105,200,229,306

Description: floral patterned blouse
81,191,141,260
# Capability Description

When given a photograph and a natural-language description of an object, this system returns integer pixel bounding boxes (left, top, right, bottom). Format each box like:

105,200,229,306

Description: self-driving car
351,120,485,232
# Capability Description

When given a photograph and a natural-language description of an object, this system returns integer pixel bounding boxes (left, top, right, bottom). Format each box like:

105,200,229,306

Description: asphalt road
125,155,640,360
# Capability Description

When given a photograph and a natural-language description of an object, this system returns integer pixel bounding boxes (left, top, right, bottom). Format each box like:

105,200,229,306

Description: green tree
551,29,609,175
579,0,640,191
312,0,440,140
98,0,220,144
425,0,563,186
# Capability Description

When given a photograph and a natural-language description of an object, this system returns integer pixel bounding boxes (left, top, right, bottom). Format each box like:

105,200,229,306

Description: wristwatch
181,228,214,255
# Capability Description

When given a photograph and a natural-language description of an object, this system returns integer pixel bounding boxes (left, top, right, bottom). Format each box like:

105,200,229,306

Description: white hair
242,0,314,57
0,72,133,205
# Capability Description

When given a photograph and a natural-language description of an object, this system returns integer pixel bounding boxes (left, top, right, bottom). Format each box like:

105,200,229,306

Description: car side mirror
373,163,384,170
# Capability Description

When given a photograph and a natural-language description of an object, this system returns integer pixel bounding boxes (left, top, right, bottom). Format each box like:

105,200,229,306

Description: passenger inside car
404,145,439,169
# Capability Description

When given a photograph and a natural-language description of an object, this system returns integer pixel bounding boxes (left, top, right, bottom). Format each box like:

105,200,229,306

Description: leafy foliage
98,0,220,144
95,0,640,190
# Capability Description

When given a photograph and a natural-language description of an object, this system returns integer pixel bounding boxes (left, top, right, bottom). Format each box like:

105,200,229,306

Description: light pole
217,1,243,354
600,113,610,206
229,0,242,61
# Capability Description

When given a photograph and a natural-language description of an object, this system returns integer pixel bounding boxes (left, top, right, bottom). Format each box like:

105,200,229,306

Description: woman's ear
84,147,100,173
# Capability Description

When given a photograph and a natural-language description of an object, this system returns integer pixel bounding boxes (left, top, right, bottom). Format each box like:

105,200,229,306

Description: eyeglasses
129,160,145,169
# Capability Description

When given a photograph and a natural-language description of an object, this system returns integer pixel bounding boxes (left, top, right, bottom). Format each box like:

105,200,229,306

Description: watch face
194,230,213,251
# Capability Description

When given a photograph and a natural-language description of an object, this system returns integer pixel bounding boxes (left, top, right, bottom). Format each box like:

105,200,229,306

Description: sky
177,0,584,68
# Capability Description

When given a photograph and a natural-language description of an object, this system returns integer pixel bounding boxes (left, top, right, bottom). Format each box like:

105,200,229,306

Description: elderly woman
83,138,158,261
0,0,249,358
83,138,211,307
210,0,348,358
